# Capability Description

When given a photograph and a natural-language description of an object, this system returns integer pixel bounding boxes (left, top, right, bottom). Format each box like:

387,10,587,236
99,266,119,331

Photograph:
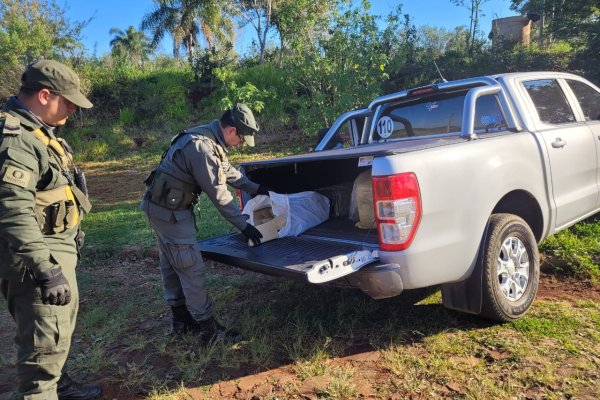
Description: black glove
242,224,263,246
256,185,272,196
34,267,71,306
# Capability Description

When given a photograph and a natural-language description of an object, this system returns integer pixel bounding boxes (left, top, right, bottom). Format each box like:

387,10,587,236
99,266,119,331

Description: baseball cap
21,59,93,109
230,103,259,147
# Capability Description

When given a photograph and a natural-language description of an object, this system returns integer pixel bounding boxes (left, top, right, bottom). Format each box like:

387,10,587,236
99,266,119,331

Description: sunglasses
235,127,245,143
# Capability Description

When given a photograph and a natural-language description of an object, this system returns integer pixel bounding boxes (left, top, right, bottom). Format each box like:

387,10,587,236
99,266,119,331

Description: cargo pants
1,263,78,400
141,199,214,321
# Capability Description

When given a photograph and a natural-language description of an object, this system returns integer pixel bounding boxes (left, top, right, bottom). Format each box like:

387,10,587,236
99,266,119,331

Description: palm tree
141,0,234,61
109,26,153,67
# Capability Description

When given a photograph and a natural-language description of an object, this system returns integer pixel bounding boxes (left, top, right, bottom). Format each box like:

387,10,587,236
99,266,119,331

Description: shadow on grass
65,256,498,396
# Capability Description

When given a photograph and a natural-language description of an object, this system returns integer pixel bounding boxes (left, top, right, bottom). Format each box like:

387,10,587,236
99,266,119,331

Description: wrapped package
349,170,375,229
242,191,330,240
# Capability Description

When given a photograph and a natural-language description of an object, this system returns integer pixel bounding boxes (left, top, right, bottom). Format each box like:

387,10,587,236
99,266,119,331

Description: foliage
109,26,153,68
451,0,490,55
510,0,600,48
270,0,334,61
141,0,233,62
0,0,89,100
283,0,389,136
232,0,276,65
540,215,600,282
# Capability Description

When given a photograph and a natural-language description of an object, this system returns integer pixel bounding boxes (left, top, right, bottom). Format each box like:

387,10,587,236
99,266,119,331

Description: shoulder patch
0,113,22,136
2,164,31,188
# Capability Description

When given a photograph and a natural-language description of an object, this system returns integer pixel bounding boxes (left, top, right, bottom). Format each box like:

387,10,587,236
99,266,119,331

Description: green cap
21,59,93,109
230,103,259,147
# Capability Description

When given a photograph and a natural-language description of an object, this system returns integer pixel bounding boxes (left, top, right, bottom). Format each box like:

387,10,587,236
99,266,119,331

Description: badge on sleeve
2,165,31,188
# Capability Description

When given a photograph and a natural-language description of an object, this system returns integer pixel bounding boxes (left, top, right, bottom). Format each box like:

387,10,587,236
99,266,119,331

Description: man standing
0,60,101,400
141,103,267,341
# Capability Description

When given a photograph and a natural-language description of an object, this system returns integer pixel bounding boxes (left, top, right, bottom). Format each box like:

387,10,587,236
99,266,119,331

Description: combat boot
57,373,102,400
196,316,243,344
170,305,203,335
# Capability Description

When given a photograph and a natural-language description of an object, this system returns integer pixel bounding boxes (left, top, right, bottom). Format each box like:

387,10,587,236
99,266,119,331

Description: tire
479,213,540,322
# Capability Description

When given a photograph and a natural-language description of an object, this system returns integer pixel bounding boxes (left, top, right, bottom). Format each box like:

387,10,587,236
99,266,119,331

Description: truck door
522,78,599,229
564,78,600,209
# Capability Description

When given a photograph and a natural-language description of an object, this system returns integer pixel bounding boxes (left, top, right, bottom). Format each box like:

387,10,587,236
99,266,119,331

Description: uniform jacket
143,120,259,231
0,97,89,281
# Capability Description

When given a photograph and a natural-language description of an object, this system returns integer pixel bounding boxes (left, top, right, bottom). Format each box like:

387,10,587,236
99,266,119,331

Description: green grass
540,214,600,282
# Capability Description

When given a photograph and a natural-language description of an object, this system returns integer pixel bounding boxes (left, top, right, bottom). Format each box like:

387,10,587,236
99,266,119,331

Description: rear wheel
480,214,539,322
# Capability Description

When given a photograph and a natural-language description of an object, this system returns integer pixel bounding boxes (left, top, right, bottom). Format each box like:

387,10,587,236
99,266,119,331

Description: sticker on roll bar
307,249,379,284
376,116,394,138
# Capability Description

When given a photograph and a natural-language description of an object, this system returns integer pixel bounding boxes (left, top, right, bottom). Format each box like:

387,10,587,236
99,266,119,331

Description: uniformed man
0,60,102,400
141,103,268,341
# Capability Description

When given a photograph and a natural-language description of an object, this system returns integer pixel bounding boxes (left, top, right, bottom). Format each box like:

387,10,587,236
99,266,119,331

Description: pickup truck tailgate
198,218,379,282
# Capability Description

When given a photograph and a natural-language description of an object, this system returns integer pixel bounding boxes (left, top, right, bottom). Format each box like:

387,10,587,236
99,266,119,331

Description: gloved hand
256,185,272,196
34,267,71,306
242,223,263,246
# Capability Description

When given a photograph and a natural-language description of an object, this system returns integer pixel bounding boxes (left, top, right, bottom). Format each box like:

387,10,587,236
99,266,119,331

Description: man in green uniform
0,60,102,400
141,103,268,340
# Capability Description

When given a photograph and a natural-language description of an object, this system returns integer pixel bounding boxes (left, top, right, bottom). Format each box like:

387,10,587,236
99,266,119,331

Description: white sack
242,191,330,237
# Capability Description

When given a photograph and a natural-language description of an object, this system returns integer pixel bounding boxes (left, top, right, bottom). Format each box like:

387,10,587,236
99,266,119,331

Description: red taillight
372,173,421,251
236,189,243,211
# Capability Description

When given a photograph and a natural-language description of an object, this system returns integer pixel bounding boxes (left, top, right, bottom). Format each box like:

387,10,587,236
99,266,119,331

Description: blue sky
66,0,515,56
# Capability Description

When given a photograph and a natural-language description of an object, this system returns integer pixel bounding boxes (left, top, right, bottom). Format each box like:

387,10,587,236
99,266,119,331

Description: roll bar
315,76,522,151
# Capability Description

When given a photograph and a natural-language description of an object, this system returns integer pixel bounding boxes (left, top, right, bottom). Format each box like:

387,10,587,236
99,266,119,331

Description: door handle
552,138,567,148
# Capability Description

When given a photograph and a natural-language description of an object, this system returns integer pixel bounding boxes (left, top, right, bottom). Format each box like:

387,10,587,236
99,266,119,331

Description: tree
270,0,334,63
451,0,489,54
109,26,153,67
232,0,274,64
509,0,599,48
141,0,233,61
0,0,89,100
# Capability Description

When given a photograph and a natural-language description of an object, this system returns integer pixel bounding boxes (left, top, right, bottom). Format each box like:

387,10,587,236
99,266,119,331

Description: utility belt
145,170,198,210
35,184,92,235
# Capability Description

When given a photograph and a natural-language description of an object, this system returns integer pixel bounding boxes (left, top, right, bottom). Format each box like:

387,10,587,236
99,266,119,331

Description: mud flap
440,263,483,314
440,222,489,314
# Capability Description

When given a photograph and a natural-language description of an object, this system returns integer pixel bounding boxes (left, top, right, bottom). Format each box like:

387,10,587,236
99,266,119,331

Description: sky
65,0,517,57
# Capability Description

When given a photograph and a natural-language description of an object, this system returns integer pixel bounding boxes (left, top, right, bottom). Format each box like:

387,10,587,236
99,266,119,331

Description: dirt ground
1,164,599,400
1,257,597,400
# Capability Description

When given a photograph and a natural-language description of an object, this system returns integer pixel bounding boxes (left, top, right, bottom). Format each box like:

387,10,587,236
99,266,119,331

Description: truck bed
198,217,379,280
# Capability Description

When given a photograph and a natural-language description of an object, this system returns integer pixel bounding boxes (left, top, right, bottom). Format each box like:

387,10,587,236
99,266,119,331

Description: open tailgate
198,231,379,284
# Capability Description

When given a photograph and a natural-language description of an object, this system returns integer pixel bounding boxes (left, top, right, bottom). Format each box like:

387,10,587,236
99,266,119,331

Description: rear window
566,79,600,121
523,79,575,124
374,92,507,141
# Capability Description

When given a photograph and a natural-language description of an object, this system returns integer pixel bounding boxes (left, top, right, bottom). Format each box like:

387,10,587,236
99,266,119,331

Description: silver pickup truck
198,71,600,322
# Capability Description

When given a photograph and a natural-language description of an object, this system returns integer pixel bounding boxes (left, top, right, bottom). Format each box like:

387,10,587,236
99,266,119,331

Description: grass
540,214,600,282
1,133,599,399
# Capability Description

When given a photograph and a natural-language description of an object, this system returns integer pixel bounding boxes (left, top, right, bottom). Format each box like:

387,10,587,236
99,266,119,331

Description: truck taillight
372,173,421,251
236,189,243,211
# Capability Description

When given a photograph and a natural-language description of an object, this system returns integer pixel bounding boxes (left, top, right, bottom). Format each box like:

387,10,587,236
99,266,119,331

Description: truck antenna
434,60,447,83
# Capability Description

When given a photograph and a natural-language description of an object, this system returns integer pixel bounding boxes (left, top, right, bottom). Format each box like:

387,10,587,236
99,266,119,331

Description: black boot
171,305,203,335
196,316,243,344
171,306,242,343
57,373,102,400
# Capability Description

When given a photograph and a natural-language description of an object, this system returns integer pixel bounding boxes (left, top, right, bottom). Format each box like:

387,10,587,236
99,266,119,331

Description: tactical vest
0,112,91,234
146,126,220,210
30,128,92,233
